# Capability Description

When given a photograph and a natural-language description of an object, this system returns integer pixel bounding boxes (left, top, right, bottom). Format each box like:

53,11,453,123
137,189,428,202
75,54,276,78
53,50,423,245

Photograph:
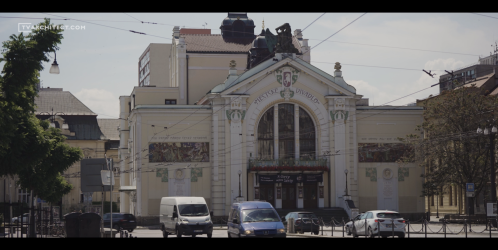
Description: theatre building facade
119,13,426,223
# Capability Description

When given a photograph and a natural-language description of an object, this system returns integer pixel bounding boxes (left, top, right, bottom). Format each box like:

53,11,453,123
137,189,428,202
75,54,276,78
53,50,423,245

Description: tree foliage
0,18,82,203
399,85,498,208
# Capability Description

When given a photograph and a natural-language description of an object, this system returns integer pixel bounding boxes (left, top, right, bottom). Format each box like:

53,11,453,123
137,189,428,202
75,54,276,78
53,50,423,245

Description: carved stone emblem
229,60,237,68
274,66,300,101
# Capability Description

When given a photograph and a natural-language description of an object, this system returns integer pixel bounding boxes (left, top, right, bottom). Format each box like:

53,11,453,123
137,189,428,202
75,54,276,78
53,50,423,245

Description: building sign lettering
258,174,323,184
295,88,320,104
253,88,279,105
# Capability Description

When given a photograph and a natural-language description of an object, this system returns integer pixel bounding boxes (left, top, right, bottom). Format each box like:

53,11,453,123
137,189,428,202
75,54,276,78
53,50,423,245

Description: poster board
487,203,497,217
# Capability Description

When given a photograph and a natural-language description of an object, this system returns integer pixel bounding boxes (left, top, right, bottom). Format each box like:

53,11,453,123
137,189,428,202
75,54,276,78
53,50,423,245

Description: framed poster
276,187,282,199
298,186,303,199
319,186,324,199
487,203,497,217
254,187,260,200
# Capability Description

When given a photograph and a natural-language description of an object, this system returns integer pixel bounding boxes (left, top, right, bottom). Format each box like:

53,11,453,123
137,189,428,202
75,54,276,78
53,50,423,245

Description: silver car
351,210,405,238
12,213,30,224
345,213,363,235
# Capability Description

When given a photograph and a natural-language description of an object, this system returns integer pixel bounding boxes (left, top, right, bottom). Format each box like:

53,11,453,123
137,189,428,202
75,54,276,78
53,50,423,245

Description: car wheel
114,224,120,231
346,226,351,235
163,230,168,238
192,234,196,238
128,229,133,233
382,235,388,238
368,227,374,238
227,232,232,238
352,228,358,238
399,233,405,238
207,233,212,238
177,228,182,238
313,231,319,235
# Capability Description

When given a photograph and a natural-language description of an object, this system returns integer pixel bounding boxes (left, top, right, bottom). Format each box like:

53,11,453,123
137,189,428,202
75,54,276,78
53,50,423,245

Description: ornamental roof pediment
213,56,356,98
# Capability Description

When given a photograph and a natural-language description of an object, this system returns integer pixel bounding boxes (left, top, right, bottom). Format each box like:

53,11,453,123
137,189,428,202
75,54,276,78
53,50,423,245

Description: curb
287,233,347,238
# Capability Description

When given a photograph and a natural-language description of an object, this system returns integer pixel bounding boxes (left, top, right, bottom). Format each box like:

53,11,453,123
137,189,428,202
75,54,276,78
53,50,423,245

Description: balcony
248,158,328,172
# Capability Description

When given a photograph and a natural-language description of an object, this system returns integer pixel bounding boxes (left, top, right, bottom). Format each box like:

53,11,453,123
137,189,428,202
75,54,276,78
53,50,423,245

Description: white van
160,197,213,238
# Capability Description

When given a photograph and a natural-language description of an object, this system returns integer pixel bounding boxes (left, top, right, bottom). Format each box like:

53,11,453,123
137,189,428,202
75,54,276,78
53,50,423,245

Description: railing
248,158,328,172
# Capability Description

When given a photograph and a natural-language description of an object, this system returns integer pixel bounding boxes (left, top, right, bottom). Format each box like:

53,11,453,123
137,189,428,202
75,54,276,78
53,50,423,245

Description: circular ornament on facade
175,169,185,180
382,168,393,180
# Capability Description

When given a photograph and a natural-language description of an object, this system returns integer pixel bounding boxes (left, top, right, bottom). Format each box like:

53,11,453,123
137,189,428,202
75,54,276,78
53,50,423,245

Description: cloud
348,80,401,105
74,89,119,118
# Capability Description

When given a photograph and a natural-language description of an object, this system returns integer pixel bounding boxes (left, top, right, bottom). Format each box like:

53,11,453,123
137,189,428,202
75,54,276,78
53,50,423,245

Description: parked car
103,213,137,232
12,213,30,224
345,213,363,235
282,212,320,235
160,197,213,238
351,210,406,238
227,201,286,238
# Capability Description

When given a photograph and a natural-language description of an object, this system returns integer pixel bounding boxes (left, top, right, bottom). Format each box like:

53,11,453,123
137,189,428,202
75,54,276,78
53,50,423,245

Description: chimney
173,26,180,38
294,29,303,40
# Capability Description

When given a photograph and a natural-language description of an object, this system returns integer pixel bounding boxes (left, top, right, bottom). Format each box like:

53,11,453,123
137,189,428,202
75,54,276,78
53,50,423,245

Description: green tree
0,18,82,203
399,84,498,215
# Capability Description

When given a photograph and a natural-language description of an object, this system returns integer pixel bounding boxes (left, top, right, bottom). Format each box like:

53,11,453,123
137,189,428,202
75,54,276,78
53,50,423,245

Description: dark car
282,212,320,235
103,213,137,232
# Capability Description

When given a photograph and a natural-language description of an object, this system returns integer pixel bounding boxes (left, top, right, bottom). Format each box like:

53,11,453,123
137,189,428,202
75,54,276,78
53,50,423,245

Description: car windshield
377,213,402,219
241,209,280,223
178,204,209,216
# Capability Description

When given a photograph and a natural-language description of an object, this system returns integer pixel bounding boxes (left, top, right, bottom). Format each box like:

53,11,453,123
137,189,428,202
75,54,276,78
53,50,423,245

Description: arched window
299,107,315,160
257,104,316,160
257,107,274,159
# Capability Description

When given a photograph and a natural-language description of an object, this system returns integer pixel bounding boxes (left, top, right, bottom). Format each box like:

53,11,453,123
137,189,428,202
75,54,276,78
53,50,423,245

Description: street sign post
466,183,475,192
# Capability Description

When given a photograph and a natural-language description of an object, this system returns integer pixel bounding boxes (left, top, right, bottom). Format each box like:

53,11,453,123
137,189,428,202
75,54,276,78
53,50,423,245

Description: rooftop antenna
202,22,207,29
262,19,265,30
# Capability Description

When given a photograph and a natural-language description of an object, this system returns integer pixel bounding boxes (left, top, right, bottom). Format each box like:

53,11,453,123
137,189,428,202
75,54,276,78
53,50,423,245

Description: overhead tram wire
116,11,345,165
37,13,451,166
298,13,367,60
301,13,326,32
123,13,142,22
15,14,478,57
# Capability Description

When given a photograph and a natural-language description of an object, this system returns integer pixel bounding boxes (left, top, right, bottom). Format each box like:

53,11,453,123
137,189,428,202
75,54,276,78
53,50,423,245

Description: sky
1,12,497,119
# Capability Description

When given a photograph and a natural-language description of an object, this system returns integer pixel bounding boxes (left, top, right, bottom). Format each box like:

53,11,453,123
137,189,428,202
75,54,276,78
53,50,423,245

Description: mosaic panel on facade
149,142,209,162
358,143,412,162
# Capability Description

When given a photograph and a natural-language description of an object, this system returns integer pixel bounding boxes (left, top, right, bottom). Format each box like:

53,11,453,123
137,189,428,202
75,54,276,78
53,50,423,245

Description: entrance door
259,184,275,207
282,184,296,209
303,184,318,209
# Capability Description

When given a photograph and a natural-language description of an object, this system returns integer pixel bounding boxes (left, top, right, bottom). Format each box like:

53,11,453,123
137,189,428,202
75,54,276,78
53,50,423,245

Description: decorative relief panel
366,168,377,182
398,167,409,181
156,168,169,182
191,168,203,182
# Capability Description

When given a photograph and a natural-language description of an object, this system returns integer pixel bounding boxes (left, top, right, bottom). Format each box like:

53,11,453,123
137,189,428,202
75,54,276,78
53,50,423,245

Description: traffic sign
466,183,475,192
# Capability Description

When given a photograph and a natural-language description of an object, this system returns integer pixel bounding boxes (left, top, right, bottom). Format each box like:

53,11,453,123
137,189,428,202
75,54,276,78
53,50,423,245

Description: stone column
294,104,299,160
274,104,279,159
228,97,246,203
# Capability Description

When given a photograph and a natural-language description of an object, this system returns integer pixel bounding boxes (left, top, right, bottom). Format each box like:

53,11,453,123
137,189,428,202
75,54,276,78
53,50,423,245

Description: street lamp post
49,51,60,74
478,124,497,205
344,169,348,196
238,170,242,198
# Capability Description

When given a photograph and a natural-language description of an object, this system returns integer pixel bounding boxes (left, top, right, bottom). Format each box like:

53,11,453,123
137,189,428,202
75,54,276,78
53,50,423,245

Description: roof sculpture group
265,23,299,54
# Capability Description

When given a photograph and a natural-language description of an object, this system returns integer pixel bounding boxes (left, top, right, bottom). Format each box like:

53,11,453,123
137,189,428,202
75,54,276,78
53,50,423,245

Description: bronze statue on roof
275,23,299,54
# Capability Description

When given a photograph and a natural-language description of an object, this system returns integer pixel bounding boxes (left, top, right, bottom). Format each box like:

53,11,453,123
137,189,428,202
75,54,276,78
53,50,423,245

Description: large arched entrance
256,103,319,209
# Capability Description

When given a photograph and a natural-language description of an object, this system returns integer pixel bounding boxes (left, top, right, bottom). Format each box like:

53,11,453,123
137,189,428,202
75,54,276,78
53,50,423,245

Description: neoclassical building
119,13,425,223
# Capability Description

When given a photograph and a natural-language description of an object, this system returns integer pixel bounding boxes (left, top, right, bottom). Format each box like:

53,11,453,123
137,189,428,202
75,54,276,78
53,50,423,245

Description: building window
165,99,177,105
80,193,84,203
449,185,453,206
256,104,316,160
257,107,274,159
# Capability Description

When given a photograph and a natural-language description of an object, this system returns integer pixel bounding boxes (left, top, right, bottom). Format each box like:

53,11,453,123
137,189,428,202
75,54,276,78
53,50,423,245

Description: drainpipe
186,55,189,105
